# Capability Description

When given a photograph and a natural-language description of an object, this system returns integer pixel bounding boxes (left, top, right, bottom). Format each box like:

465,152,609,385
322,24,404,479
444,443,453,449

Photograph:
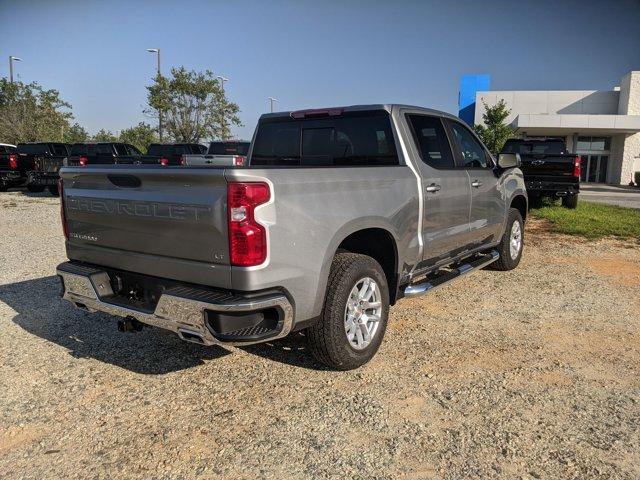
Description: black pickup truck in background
501,138,580,208
25,143,71,195
66,142,143,167
138,143,207,166
16,142,71,194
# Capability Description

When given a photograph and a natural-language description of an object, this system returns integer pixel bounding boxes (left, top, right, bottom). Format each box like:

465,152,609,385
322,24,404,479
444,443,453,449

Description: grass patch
530,200,640,240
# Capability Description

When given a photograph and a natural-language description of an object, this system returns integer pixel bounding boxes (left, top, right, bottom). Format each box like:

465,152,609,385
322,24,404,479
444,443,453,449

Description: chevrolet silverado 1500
57,105,527,369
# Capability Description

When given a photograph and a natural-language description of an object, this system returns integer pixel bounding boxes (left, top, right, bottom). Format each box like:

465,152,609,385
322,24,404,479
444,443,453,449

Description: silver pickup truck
57,105,527,370
182,140,250,166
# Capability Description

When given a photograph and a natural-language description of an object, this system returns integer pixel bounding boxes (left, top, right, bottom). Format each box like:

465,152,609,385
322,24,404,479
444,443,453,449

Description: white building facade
474,71,640,185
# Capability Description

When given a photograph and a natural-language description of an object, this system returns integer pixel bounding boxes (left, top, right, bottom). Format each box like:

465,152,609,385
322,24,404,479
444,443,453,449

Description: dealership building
460,71,640,185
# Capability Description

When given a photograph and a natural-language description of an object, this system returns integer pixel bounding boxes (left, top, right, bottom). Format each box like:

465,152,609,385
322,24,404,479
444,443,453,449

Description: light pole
146,48,163,142
217,76,229,92
268,97,278,113
9,56,21,83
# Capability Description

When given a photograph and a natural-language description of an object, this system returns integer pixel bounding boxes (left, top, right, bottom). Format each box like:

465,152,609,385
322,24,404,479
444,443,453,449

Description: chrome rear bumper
56,262,294,346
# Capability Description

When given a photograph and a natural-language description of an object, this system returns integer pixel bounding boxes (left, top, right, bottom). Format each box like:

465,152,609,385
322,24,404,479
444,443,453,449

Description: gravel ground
1,191,639,479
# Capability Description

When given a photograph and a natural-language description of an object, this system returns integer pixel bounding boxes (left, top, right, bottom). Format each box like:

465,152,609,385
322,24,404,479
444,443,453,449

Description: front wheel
26,185,45,193
562,194,578,209
307,253,389,370
491,208,524,271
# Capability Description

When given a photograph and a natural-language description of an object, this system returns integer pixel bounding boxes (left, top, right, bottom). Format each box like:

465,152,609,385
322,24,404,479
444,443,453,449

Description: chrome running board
403,250,499,298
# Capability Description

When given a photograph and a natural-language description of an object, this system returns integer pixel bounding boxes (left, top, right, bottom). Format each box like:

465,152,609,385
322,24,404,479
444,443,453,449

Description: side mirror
498,153,521,169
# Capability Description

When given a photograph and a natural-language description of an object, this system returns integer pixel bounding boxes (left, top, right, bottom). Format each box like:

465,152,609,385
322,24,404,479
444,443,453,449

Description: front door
402,113,471,264
446,119,504,246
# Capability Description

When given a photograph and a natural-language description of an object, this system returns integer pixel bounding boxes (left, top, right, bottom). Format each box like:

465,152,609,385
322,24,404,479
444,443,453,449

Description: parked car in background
183,140,250,166
65,142,143,168
0,143,19,191
501,138,580,208
14,142,71,194
138,143,207,166
57,104,527,370
25,142,72,195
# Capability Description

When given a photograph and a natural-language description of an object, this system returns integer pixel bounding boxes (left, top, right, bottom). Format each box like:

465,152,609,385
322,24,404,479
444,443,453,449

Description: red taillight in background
233,155,246,166
573,155,581,179
159,157,169,166
79,156,88,166
227,182,270,266
8,154,18,169
59,178,69,240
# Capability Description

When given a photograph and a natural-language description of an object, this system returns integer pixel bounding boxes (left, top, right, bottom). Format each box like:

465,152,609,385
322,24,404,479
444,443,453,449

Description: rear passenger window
96,144,113,155
52,144,68,156
448,121,490,168
251,111,398,166
406,115,454,169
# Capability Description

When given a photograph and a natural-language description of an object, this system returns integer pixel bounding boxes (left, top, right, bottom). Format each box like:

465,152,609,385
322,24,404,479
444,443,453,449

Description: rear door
446,119,504,246
403,113,471,263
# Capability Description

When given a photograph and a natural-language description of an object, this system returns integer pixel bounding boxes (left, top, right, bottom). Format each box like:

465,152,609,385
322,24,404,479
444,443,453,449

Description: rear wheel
307,253,389,370
48,185,59,196
491,208,524,271
0,183,7,192
27,185,44,193
562,194,578,209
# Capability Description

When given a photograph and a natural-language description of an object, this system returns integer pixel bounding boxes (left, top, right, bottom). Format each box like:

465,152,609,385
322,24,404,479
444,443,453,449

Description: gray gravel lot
1,191,639,479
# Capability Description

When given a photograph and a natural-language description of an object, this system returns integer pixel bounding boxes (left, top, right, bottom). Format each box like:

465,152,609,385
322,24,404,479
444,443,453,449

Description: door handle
471,180,483,188
425,183,441,193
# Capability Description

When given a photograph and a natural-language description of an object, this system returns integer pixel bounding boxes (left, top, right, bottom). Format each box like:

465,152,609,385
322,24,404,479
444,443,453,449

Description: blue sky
1,0,638,140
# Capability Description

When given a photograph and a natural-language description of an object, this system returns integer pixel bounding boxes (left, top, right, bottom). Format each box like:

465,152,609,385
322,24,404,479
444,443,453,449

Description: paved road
580,184,640,209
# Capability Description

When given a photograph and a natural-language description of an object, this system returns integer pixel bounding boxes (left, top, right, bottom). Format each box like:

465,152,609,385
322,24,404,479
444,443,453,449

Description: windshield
502,140,566,155
208,142,250,156
17,144,50,155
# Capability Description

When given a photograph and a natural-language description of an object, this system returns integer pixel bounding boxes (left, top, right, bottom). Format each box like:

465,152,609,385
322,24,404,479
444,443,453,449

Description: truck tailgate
60,166,231,288
520,154,575,179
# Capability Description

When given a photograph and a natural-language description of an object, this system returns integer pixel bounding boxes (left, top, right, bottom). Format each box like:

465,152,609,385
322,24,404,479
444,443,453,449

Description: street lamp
146,48,163,142
217,76,229,92
9,56,21,83
268,97,278,113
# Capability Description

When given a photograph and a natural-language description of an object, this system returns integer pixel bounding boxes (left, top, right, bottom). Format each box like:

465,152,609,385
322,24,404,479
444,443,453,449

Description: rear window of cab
250,111,398,166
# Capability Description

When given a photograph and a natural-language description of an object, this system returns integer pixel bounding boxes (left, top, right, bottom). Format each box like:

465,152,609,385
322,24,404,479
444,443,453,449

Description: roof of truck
260,104,460,121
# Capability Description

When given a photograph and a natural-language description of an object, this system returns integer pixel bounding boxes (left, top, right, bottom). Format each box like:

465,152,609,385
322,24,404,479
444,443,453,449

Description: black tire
0,183,7,192
562,194,578,209
491,208,524,271
48,185,59,196
27,185,45,193
307,253,389,370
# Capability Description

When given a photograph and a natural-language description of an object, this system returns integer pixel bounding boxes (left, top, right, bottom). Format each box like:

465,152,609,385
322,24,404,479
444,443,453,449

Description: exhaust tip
177,329,205,344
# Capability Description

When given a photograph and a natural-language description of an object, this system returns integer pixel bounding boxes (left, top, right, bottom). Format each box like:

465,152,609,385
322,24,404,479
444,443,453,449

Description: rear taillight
8,154,18,169
79,156,88,166
233,155,246,166
573,155,581,178
59,178,69,240
159,157,169,166
227,182,270,266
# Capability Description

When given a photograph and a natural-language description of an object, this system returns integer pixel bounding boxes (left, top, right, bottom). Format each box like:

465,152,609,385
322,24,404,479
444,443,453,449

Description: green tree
146,67,241,143
93,129,118,142
119,122,158,152
64,123,89,143
474,100,514,155
0,78,73,144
